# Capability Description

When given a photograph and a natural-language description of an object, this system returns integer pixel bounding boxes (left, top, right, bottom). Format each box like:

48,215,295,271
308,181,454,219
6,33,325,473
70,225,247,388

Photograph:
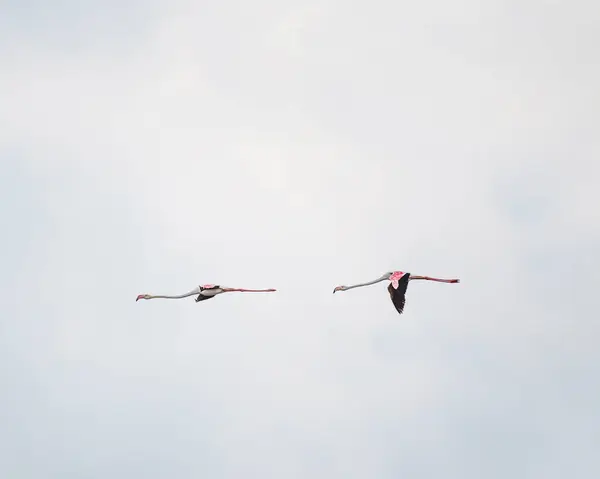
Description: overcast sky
1,1,599,478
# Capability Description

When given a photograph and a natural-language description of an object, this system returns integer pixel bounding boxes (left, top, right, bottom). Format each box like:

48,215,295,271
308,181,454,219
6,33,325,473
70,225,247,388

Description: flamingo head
136,294,151,301
333,285,347,293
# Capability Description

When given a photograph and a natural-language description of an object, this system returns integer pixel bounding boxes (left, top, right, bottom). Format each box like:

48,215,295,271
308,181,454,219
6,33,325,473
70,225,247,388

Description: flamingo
136,284,277,303
332,271,459,315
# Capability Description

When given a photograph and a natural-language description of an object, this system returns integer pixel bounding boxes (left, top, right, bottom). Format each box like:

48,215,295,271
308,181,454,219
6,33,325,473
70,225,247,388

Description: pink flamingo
136,284,277,303
333,271,459,315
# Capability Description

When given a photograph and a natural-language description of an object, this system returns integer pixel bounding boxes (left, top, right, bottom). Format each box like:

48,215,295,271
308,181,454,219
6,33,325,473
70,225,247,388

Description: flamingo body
387,272,411,314
195,284,224,302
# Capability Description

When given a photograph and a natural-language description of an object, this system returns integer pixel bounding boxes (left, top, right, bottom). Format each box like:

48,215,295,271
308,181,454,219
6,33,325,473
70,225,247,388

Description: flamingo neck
145,288,201,300
149,292,196,299
344,275,390,290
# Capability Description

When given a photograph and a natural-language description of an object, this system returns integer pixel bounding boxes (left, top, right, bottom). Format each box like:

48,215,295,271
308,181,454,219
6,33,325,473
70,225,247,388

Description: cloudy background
2,0,599,477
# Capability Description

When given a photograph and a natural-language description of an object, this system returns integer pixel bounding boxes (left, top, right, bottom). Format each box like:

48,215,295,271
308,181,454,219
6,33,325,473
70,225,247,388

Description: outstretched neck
149,294,194,299
147,288,201,300
345,275,389,290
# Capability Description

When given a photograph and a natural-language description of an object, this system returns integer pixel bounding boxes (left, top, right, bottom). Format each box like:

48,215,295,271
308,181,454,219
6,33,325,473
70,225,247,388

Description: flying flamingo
333,271,459,315
136,284,277,303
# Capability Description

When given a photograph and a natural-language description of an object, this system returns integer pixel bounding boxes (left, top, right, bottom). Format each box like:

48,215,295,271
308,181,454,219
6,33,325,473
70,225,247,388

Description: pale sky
1,1,599,478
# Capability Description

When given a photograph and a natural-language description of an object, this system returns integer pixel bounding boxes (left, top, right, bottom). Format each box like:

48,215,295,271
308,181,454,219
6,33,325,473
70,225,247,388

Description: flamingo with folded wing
136,284,276,303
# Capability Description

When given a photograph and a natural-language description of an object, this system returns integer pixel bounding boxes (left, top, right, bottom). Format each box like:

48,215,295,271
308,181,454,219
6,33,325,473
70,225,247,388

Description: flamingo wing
387,273,410,315
196,284,221,302
195,294,216,302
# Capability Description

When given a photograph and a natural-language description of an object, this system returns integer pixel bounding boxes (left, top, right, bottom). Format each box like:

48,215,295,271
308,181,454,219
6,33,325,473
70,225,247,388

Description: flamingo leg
409,275,459,283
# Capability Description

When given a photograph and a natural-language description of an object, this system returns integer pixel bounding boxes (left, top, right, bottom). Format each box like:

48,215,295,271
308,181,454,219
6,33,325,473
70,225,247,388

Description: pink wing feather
388,271,406,289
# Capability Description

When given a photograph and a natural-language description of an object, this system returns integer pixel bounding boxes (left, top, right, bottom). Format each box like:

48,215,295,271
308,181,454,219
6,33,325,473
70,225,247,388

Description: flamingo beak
136,294,144,301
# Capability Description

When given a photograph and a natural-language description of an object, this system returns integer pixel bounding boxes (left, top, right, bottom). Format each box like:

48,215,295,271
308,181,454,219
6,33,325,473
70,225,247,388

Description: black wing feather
195,294,215,302
196,284,220,302
387,273,411,315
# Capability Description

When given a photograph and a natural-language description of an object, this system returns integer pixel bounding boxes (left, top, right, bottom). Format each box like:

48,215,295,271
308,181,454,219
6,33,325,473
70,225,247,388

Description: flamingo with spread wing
333,271,459,315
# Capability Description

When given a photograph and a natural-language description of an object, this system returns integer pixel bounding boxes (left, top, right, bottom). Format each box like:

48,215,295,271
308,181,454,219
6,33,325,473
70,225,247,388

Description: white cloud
2,0,599,477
